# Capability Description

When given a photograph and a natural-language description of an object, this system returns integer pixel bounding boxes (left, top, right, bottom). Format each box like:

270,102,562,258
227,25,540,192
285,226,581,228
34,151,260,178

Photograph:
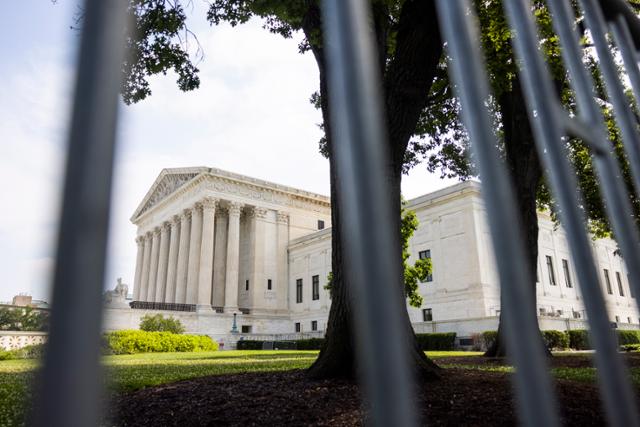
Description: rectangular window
628,317,632,324
630,274,635,298
296,279,303,303
546,256,556,286
295,322,301,333
267,279,272,290
311,320,318,331
419,250,432,282
616,272,624,297
312,275,320,300
241,325,252,333
245,279,249,291
422,308,433,322
615,315,620,323
562,259,572,288
604,269,613,294
317,220,325,230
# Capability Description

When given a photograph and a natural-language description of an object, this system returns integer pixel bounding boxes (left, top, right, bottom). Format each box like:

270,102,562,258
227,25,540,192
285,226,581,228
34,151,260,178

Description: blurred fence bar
32,0,128,426
321,0,418,425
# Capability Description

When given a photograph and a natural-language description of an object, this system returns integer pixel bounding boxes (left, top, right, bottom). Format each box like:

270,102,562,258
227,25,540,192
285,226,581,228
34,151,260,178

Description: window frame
545,255,556,286
422,308,433,322
418,249,432,282
562,259,572,288
311,320,318,331
616,272,624,297
604,269,613,295
312,275,320,300
296,278,303,303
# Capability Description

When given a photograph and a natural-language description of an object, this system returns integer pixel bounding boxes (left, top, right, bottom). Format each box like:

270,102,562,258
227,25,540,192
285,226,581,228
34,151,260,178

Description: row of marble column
131,197,272,312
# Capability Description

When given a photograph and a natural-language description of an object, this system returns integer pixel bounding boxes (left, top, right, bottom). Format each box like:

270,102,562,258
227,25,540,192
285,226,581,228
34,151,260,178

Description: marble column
197,197,217,311
212,208,228,307
186,203,203,304
138,233,152,302
164,215,180,303
132,236,145,301
249,207,268,309
154,222,171,302
146,228,161,302
175,210,191,304
276,212,289,309
224,202,243,312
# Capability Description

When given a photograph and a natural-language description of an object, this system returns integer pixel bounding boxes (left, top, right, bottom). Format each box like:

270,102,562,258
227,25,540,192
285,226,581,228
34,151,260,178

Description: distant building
102,167,640,339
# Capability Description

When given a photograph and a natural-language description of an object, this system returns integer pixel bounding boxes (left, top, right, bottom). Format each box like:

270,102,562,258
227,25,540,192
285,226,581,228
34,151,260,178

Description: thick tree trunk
306,0,443,380
484,77,543,358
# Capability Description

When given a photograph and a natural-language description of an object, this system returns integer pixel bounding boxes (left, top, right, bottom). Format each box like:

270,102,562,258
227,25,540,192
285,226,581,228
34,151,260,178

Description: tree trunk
484,76,543,357
306,0,442,380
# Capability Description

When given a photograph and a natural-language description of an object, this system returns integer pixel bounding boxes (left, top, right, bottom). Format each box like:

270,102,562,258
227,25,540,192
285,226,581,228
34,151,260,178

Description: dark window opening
241,325,252,333
267,279,272,290
562,259,572,288
317,220,325,230
311,320,318,331
604,269,613,295
419,250,432,282
295,322,301,333
616,272,624,297
296,279,303,303
312,275,320,300
546,256,556,286
422,308,433,322
245,279,249,291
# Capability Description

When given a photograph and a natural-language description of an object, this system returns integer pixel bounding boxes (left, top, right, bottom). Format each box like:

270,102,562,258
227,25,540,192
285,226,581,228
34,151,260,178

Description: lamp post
230,312,238,334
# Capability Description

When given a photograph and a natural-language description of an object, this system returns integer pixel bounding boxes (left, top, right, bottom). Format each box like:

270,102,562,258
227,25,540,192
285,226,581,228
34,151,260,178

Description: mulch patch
106,354,640,426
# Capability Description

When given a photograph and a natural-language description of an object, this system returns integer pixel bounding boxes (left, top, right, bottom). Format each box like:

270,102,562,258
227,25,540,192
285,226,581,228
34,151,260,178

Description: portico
129,167,331,315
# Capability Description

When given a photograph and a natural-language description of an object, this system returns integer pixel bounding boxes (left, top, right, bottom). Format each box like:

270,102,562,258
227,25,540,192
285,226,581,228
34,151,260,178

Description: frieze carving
276,212,289,224
137,172,199,217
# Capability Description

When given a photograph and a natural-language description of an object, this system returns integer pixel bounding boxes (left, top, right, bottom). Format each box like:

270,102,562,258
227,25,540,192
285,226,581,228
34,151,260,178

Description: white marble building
104,167,640,339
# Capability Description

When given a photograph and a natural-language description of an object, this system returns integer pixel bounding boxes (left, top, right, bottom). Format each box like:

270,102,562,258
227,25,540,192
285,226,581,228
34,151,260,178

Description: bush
415,333,456,351
0,307,49,332
0,344,46,361
236,340,263,350
617,330,640,345
482,331,498,351
542,330,569,350
139,314,185,334
294,338,324,350
103,330,217,354
567,330,591,350
621,343,640,352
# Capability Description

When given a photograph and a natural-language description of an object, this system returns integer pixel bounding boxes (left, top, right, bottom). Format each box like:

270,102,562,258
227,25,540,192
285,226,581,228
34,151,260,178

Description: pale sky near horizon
0,1,457,303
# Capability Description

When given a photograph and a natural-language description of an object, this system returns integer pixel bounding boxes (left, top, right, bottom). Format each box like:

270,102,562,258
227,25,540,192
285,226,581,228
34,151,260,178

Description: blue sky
0,1,455,303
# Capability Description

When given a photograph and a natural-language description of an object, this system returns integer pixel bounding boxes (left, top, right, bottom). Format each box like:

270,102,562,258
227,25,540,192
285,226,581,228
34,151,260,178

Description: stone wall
0,331,47,350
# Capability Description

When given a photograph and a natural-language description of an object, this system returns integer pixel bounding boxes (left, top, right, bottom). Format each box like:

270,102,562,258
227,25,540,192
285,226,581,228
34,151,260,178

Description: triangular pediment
131,168,205,221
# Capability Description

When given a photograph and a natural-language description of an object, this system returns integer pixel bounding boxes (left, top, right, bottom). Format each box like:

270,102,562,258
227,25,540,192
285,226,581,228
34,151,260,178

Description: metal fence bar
32,0,128,426
435,2,560,426
321,0,418,425
552,0,640,332
611,16,640,117
504,1,639,426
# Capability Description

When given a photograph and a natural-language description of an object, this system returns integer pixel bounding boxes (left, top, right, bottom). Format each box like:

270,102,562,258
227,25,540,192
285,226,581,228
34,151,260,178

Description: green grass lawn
0,350,632,426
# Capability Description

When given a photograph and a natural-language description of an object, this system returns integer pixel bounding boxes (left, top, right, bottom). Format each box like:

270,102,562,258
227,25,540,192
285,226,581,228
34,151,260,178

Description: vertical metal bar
321,0,417,426
435,2,559,426
580,0,640,196
33,1,128,426
552,0,640,335
505,1,639,426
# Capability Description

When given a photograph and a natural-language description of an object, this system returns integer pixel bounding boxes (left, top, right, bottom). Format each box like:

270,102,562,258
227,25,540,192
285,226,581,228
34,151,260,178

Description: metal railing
32,0,640,426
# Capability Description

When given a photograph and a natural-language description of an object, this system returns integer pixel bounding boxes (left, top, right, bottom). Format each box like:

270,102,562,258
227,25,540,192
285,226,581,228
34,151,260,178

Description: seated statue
103,278,130,309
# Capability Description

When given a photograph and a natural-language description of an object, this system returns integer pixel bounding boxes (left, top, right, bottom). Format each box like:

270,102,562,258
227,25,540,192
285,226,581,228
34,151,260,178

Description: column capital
135,235,145,245
215,207,228,218
170,215,180,227
161,221,171,232
227,201,244,216
152,227,161,237
181,209,192,219
276,212,289,224
249,206,268,219
200,197,218,210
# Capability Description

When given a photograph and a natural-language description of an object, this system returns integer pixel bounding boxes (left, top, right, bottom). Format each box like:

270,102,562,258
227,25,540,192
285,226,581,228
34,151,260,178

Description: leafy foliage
139,314,185,334
567,329,591,350
0,344,46,361
617,330,640,346
103,330,217,354
401,203,431,308
415,333,456,351
0,307,48,332
542,330,569,350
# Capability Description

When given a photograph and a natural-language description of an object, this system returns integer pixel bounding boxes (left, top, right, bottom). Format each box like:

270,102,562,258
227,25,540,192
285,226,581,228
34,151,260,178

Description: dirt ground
106,353,640,426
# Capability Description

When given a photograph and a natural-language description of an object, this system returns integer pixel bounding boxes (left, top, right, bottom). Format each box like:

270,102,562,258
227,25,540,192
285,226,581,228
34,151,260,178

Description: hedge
415,333,456,351
0,344,46,361
236,338,324,350
102,330,218,354
482,331,498,350
542,330,569,350
139,314,185,334
567,330,590,350
617,330,640,345
622,343,640,352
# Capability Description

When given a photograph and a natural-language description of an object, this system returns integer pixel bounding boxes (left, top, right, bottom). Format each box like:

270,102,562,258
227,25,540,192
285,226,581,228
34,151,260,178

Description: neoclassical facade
105,167,640,340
